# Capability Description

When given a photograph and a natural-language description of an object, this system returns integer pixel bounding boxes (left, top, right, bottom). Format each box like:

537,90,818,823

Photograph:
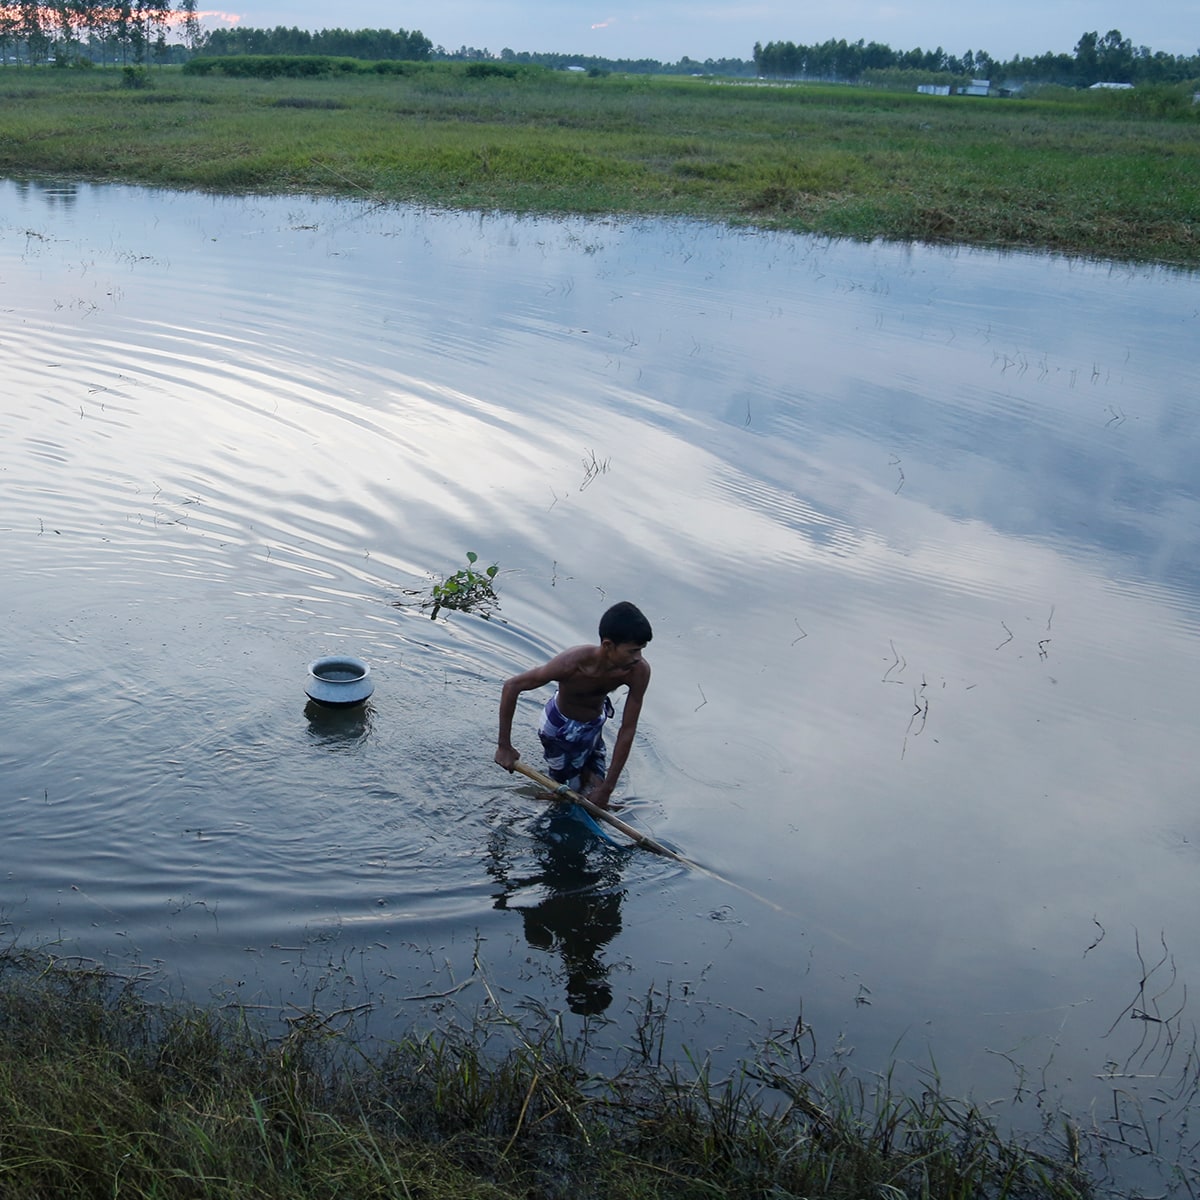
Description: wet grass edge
0,65,1197,267
0,944,1094,1199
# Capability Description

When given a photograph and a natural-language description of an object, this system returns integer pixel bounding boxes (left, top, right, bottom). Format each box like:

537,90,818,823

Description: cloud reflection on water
4,179,1200,1192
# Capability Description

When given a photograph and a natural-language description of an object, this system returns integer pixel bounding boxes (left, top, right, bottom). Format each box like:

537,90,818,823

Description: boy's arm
587,664,650,807
494,652,575,771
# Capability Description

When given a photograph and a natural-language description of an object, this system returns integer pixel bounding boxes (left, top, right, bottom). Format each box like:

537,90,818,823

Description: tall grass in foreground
0,945,1094,1198
0,64,1196,264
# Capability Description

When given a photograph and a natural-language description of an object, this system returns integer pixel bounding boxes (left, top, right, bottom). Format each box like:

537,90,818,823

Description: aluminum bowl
305,656,374,707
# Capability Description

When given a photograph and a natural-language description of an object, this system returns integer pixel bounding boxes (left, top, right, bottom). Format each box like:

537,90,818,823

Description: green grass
0,63,1197,263
0,945,1095,1199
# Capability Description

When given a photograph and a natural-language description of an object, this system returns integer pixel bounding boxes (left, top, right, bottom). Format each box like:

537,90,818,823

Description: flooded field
4,177,1200,1192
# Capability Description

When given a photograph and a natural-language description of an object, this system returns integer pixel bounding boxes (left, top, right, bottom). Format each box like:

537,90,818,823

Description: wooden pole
506,759,784,913
511,761,688,862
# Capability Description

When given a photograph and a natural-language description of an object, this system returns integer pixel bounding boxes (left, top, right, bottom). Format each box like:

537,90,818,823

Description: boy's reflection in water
487,808,626,1015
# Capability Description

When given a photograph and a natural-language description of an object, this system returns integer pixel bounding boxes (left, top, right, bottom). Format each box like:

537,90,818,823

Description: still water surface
4,178,1200,1190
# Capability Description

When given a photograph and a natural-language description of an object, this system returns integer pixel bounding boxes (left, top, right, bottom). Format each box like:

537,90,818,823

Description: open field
0,63,1197,264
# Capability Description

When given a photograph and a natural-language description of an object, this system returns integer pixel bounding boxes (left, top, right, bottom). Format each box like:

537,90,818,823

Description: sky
201,0,1198,64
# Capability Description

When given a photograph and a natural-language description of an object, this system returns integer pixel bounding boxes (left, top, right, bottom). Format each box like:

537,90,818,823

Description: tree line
0,8,432,65
2,8,1198,89
199,26,432,63
0,0,196,65
192,36,748,75
491,48,755,77
753,30,1200,87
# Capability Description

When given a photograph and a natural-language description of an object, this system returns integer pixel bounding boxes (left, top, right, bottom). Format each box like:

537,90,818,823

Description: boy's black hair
599,601,652,646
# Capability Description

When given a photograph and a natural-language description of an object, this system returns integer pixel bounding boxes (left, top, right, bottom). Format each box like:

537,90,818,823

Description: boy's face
603,640,646,672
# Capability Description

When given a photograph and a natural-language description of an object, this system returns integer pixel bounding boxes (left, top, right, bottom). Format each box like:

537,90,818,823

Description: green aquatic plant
430,550,500,619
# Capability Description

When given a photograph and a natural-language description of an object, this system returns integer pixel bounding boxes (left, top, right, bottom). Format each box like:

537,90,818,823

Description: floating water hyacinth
430,551,500,620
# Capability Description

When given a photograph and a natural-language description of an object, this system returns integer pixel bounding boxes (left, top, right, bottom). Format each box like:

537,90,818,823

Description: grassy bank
0,63,1197,265
0,946,1092,1199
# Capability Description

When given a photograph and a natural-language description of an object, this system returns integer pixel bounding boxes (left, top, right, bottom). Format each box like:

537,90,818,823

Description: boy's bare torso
551,643,649,722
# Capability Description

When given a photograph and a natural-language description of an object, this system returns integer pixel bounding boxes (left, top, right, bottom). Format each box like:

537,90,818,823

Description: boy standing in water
494,602,652,809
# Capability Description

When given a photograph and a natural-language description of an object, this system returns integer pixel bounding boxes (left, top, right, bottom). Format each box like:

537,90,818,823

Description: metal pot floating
305,656,374,707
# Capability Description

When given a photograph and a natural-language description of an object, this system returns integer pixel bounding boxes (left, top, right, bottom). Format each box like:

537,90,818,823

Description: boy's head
599,601,652,648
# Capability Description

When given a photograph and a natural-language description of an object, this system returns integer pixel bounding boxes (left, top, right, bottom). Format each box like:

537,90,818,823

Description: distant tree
130,0,155,62
1073,30,1099,84
437,43,494,61
21,0,51,62
972,50,996,79
756,39,803,77
48,0,87,61
1131,45,1176,83
702,56,756,77
178,0,200,53
861,40,895,71
1096,28,1133,81
106,0,132,62
0,1,20,63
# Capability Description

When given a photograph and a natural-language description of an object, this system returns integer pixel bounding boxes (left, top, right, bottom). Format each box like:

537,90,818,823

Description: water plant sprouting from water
430,550,500,620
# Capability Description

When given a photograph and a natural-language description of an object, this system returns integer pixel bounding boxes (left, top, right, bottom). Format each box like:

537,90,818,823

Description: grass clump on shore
0,945,1094,1198
0,63,1196,265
